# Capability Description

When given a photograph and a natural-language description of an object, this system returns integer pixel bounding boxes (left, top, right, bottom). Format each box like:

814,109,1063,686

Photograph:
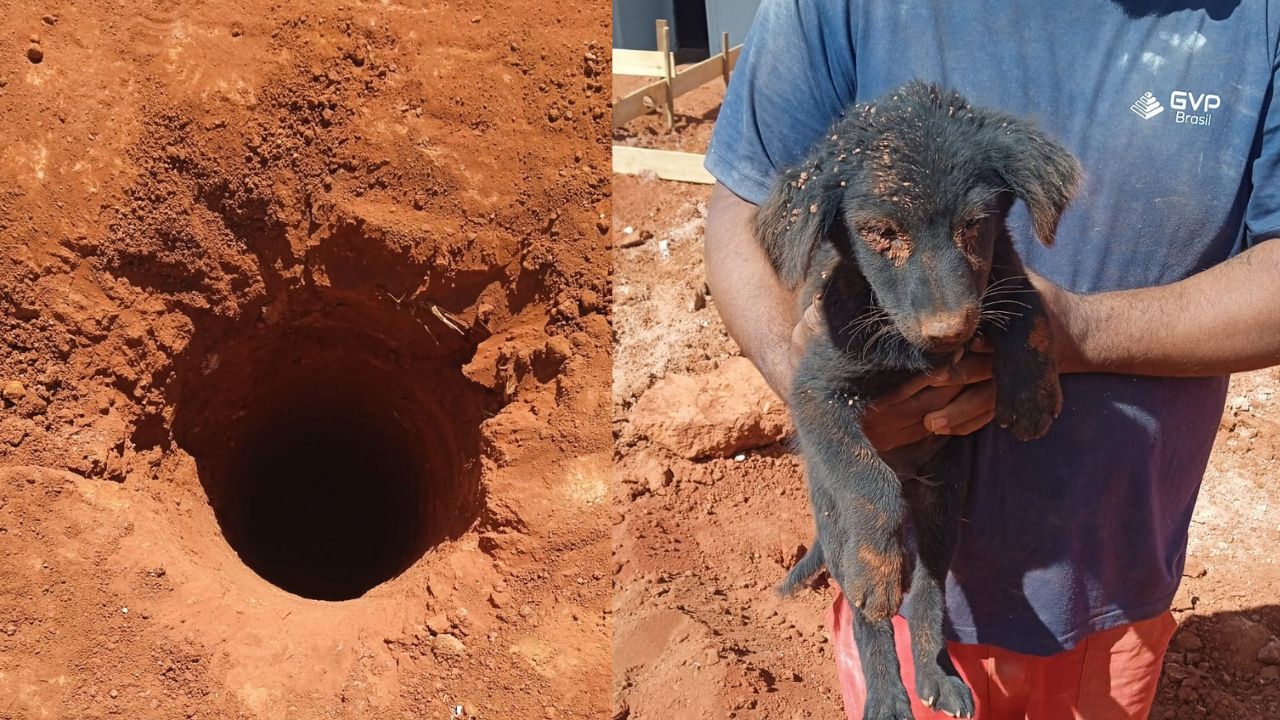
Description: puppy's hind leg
812,479,912,720
903,441,974,719
851,606,915,720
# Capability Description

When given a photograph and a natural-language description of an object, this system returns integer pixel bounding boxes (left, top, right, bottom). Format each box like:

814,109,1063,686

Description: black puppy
759,82,1080,719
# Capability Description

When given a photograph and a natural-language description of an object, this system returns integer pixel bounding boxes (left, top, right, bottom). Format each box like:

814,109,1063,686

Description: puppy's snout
919,309,978,349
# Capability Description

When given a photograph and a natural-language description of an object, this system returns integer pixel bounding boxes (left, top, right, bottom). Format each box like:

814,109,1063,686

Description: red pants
830,593,1176,719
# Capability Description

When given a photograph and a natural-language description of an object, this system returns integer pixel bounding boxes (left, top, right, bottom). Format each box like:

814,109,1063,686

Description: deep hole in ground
169,290,490,600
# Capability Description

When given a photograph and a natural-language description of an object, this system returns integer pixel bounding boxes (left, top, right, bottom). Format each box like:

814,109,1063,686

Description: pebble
1258,638,1280,665
26,46,42,64
432,633,467,658
578,289,602,313
647,464,672,493
2,381,24,401
545,336,572,364
426,613,452,635
687,288,707,312
1176,630,1203,651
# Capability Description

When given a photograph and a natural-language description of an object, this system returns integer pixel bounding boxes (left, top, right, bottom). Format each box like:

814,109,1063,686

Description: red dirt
0,3,610,719
612,81,1280,719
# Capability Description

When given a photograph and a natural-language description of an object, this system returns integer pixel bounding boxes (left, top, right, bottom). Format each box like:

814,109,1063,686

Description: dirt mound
0,3,609,718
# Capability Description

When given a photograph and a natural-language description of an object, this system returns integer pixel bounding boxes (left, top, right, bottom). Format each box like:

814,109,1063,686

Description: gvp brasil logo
1133,90,1221,126
1131,92,1164,119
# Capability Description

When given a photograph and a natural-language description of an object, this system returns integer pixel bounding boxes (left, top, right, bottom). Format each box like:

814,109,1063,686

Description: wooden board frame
611,146,714,184
612,22,741,130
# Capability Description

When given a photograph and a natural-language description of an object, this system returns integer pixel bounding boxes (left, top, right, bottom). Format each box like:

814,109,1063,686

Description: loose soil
0,3,610,719
612,81,1280,719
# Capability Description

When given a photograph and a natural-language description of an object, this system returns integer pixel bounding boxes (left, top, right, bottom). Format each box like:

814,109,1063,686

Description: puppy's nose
919,310,977,348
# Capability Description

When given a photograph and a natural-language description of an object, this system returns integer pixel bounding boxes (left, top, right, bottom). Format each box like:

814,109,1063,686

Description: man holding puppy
704,0,1280,717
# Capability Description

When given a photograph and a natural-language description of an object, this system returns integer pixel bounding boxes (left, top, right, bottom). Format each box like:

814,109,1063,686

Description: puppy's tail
778,539,825,596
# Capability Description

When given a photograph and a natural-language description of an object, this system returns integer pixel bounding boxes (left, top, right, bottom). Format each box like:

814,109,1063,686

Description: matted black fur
758,82,1080,719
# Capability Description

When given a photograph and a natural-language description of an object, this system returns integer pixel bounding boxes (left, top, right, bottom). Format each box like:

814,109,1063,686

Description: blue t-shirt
708,0,1280,655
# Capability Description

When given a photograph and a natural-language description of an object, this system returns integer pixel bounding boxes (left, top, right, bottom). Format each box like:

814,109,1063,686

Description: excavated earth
0,2,610,718
613,80,1280,719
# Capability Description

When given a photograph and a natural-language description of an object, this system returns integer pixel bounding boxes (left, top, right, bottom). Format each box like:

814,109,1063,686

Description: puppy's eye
954,218,985,268
860,223,912,265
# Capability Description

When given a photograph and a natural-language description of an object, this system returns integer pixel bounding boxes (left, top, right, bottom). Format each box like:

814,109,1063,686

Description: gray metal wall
705,0,761,53
613,0,760,53
612,0,679,51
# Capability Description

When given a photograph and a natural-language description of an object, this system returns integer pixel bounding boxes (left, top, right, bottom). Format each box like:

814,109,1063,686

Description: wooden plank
612,48,670,77
655,20,674,130
612,146,714,184
720,32,732,86
670,44,743,98
612,77,671,129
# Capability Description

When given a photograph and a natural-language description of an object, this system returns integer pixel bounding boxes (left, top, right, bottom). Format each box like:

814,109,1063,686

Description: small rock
426,613,452,635
2,381,24,402
578,289,602,314
1171,584,1198,612
544,336,572,364
629,357,790,459
488,591,511,609
646,462,672,493
1175,630,1203,652
26,46,43,64
449,607,471,630
432,633,467,657
2,624,16,636
687,288,707,312
784,544,808,569
1258,638,1280,665
1182,557,1207,579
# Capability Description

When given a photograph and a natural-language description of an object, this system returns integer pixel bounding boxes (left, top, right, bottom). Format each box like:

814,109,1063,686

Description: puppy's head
757,82,1081,354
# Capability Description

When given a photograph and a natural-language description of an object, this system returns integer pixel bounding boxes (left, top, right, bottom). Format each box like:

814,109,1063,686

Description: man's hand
868,353,995,450
787,296,997,452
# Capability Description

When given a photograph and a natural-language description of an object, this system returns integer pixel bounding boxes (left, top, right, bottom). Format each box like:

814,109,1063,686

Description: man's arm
1041,240,1280,376
704,182,805,398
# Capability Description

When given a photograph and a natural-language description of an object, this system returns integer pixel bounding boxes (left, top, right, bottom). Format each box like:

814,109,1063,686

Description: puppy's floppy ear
754,155,847,289
988,120,1081,246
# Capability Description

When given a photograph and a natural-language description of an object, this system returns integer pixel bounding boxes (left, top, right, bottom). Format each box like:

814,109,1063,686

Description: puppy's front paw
835,535,905,622
996,371,1061,441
